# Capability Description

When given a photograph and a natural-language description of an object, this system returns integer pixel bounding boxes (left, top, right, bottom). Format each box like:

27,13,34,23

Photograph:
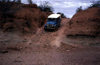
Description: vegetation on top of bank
0,0,52,33
89,1,100,8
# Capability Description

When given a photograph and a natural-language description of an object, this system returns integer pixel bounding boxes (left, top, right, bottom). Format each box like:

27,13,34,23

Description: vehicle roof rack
48,14,61,18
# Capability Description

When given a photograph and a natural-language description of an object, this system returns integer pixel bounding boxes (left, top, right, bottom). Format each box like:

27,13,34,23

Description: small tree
76,6,83,12
17,0,21,3
0,0,11,2
39,1,53,12
13,0,16,2
2,0,6,2
57,12,66,18
89,1,100,8
28,0,33,4
7,0,10,2
13,0,21,3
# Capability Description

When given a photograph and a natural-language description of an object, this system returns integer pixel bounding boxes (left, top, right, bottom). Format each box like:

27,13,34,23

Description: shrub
0,0,21,3
76,6,83,12
57,12,66,18
89,1,100,8
38,1,53,12
27,0,33,4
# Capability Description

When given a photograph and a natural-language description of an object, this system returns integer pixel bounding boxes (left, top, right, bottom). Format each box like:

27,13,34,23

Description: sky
21,0,99,18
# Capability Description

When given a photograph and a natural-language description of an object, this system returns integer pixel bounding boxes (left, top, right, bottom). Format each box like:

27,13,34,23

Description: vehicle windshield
47,18,56,22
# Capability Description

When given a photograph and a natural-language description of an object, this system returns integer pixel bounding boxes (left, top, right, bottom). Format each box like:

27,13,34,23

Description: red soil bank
67,7,100,36
0,2,51,33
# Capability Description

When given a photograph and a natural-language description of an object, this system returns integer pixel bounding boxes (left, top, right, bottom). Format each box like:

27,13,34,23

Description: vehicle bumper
44,27,56,30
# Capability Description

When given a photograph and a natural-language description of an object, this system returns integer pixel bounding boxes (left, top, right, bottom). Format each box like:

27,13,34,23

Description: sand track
0,18,100,65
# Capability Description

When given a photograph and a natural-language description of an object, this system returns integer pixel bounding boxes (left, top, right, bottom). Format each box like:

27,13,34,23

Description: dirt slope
67,7,100,36
0,18,69,50
0,2,51,33
0,18,100,65
0,2,100,65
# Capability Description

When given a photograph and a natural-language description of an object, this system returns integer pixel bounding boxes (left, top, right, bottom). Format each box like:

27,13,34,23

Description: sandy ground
0,18,100,65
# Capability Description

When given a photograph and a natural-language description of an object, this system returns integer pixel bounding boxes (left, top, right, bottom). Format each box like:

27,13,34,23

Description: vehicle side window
57,17,60,22
59,17,61,21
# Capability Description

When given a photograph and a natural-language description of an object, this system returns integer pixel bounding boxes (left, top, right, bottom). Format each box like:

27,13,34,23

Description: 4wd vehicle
44,14,61,30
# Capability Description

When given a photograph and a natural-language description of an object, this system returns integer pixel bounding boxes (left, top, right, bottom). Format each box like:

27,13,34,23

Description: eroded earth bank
0,18,100,65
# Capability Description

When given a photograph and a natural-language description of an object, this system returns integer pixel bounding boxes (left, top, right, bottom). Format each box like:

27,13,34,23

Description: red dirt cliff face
67,7,100,36
0,2,51,34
